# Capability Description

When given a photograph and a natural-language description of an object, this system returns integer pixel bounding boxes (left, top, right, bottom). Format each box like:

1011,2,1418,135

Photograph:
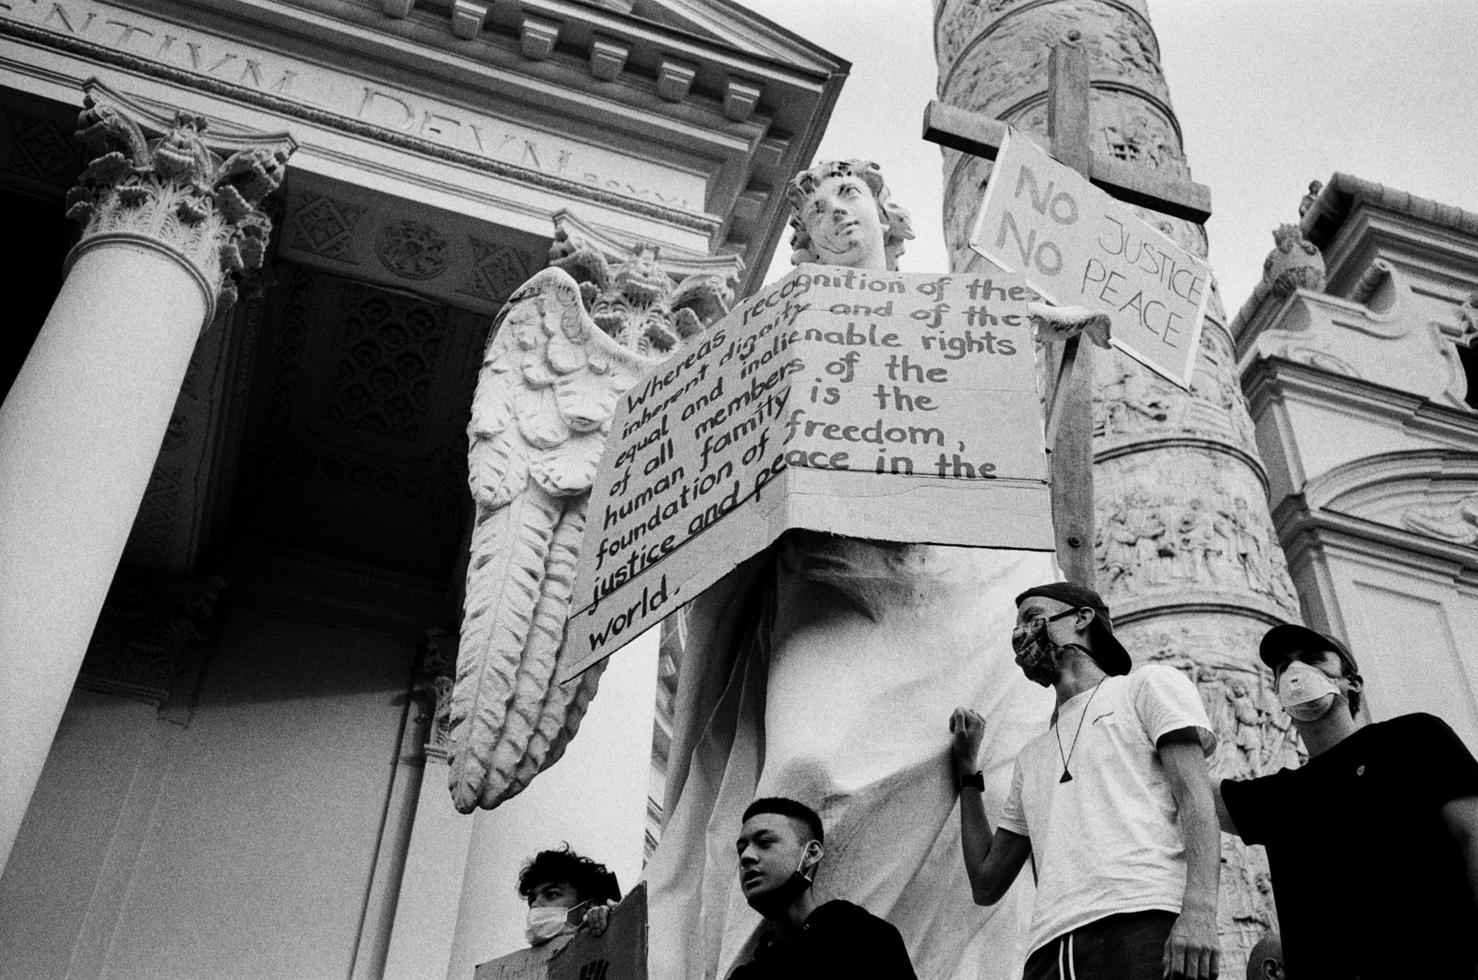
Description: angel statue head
785,159,915,272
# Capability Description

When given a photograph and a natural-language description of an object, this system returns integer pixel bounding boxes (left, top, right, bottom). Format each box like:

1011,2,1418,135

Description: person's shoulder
810,900,898,933
1373,712,1474,749
1379,711,1452,733
1129,662,1189,685
811,899,874,923
1122,662,1200,703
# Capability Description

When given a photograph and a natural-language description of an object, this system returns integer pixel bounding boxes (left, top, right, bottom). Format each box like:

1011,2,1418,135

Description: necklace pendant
1059,770,1073,784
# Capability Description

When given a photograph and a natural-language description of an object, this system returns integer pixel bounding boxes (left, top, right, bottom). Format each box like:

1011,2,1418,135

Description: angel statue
446,239,732,813
636,161,1059,980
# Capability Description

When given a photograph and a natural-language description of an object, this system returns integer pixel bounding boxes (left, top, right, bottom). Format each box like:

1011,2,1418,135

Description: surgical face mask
1278,661,1342,722
524,900,587,946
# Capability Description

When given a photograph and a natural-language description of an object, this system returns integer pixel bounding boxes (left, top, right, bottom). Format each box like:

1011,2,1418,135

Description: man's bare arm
1159,729,1221,980
951,707,1031,905
958,792,1032,905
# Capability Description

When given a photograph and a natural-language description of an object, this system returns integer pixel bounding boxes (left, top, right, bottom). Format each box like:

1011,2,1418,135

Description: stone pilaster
935,1,1301,971
0,83,293,872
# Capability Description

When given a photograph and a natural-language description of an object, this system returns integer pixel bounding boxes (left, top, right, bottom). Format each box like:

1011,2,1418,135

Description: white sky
744,0,1478,309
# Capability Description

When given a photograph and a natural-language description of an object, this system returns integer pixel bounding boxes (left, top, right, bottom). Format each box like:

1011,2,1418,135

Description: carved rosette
63,85,294,327
936,1,1301,971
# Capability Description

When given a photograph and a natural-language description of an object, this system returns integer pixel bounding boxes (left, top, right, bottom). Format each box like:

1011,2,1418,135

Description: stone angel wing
447,266,657,812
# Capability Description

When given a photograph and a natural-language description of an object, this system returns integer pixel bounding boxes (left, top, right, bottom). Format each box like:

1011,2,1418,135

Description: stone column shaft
0,83,291,871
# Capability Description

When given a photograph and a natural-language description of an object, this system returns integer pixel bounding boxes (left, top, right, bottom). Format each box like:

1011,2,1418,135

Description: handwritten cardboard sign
969,128,1212,389
560,267,1054,679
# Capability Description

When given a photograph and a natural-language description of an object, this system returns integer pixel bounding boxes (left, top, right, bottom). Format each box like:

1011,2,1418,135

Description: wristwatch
957,770,984,792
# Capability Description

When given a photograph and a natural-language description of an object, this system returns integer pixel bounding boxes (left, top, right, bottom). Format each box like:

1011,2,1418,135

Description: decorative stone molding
77,569,227,714
1457,292,1478,346
1237,279,1467,407
1262,223,1326,299
417,627,459,758
656,57,698,102
0,96,84,191
520,15,561,60
450,0,488,40
286,191,367,266
63,82,294,327
1403,492,1478,545
590,37,630,82
375,219,450,280
459,236,533,304
551,208,744,288
722,78,763,122
548,227,734,356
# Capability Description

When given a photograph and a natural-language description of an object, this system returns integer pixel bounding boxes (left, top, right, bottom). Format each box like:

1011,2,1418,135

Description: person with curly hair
492,845,621,972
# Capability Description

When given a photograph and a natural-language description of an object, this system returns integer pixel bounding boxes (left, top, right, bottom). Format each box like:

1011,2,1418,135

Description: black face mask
1012,609,1080,686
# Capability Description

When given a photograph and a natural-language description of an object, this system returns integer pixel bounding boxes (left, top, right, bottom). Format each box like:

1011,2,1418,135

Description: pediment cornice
1296,449,1478,556
2,0,846,294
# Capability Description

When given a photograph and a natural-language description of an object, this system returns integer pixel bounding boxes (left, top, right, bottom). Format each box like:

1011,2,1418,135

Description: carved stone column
0,82,292,870
935,1,1302,971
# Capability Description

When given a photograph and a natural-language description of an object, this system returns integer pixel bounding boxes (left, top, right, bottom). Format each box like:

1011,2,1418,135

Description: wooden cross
922,35,1211,588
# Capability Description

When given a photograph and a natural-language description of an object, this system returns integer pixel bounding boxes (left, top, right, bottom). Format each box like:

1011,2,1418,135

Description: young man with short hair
729,796,917,979
950,582,1221,980
1217,624,1478,979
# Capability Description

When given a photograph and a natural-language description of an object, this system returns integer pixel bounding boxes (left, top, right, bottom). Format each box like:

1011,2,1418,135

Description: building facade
0,1,843,976
1235,174,1478,748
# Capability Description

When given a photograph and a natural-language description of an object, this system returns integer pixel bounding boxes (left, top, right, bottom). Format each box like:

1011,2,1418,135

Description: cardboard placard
475,884,647,980
969,128,1212,389
561,267,1053,679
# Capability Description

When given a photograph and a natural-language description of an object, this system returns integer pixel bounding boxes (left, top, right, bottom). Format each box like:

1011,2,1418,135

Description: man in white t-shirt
948,582,1220,980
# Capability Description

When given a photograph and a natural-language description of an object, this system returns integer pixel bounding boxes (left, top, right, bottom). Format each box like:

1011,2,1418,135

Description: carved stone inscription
0,0,702,210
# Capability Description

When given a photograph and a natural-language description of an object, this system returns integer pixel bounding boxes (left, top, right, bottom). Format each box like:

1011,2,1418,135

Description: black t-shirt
727,899,918,980
1222,713,1478,979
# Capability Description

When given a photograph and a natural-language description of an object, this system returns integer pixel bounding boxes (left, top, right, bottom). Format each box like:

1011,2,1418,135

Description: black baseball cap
1014,582,1132,676
1259,624,1359,676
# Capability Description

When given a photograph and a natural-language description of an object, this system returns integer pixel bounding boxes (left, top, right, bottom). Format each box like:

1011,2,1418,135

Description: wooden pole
1044,35,1096,588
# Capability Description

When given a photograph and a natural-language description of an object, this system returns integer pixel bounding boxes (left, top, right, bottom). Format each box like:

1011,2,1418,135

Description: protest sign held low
560,266,1054,680
968,127,1212,389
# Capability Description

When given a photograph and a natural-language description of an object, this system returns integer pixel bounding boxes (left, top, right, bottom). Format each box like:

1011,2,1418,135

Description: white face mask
1278,661,1341,722
524,901,585,946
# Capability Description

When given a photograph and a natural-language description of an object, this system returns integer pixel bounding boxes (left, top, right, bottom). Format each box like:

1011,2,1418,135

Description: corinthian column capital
63,81,296,328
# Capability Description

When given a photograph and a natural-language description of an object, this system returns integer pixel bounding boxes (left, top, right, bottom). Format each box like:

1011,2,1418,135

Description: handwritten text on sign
562,268,1054,678
968,128,1212,389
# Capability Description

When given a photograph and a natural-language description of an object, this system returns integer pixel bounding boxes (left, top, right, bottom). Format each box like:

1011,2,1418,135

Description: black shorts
1022,910,1177,980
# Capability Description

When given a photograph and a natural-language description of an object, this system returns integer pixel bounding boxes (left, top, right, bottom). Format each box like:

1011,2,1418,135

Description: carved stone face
798,174,887,271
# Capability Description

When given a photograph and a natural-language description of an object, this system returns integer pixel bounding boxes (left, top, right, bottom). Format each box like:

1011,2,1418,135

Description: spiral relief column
935,1,1301,970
